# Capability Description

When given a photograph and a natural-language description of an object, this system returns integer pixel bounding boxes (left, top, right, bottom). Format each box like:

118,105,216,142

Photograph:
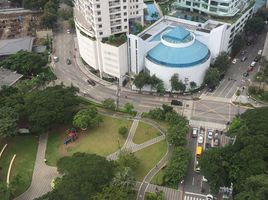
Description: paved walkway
14,133,59,200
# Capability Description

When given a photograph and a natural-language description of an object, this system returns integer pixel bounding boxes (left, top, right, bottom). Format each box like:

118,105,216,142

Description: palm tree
112,167,135,191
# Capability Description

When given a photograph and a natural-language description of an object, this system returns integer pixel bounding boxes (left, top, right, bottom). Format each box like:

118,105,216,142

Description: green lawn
0,136,38,197
46,115,132,166
133,122,160,144
134,140,167,181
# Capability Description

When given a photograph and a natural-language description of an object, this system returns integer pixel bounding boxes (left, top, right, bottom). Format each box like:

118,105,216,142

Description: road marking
192,177,195,186
228,104,231,121
217,80,233,97
224,82,238,98
203,127,207,150
184,192,207,197
195,103,229,121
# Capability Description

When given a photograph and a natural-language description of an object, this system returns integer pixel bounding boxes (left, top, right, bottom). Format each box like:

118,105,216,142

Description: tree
43,152,116,200
189,81,197,90
170,74,180,92
213,52,230,75
93,184,129,200
235,174,268,200
112,167,135,191
231,34,245,57
163,147,191,186
133,71,150,92
256,7,268,21
123,102,134,114
40,12,57,28
156,81,165,95
0,107,19,138
166,124,188,146
245,16,265,35
204,68,220,88
116,150,139,170
73,106,102,130
24,85,78,133
0,51,47,76
118,126,128,136
102,98,116,111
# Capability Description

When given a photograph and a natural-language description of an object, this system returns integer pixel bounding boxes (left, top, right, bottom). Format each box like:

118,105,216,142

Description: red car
247,66,253,72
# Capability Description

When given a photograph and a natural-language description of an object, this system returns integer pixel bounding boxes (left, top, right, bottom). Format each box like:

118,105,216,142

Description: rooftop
0,67,23,88
0,36,33,56
163,26,190,41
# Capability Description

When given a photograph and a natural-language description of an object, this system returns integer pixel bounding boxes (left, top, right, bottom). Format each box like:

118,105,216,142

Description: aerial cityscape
0,0,267,200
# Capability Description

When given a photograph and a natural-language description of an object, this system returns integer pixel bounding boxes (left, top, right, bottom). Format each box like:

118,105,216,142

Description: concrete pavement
14,133,59,200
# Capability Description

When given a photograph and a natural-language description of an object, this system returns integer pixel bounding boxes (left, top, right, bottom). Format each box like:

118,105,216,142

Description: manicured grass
134,140,167,181
0,136,38,197
133,122,160,144
46,115,132,166
151,167,165,185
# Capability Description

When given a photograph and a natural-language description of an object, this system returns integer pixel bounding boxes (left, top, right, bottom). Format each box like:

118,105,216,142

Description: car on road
247,66,253,72
208,86,215,92
198,135,204,144
192,127,198,138
258,49,263,56
241,56,247,62
254,55,261,62
232,58,237,64
66,58,71,65
202,176,208,182
240,50,245,55
87,79,96,86
53,56,59,62
207,129,213,140
243,72,249,77
250,61,256,67
67,29,70,34
171,100,183,106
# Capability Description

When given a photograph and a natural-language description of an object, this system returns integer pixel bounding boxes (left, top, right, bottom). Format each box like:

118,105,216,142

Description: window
99,32,103,35
98,18,101,22
97,11,101,15
186,1,191,6
99,24,102,28
124,12,127,16
124,18,127,22
123,6,127,9
96,4,100,8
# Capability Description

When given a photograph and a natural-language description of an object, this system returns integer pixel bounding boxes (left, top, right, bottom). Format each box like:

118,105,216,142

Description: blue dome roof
147,27,210,68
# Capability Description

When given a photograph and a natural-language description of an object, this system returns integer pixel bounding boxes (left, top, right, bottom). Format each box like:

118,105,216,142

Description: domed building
144,26,211,91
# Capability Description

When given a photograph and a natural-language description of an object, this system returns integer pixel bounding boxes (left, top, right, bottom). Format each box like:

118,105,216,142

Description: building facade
74,0,144,78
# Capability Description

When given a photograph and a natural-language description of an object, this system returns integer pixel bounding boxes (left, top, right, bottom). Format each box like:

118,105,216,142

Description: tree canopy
24,85,78,133
73,106,103,130
0,107,19,138
204,68,220,88
170,74,186,92
39,153,115,200
0,51,47,76
200,107,268,197
245,16,265,35
133,71,151,92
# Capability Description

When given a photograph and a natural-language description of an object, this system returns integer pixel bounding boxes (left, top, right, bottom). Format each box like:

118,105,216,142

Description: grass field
46,115,132,166
133,122,160,144
0,136,38,197
151,167,165,185
134,140,167,181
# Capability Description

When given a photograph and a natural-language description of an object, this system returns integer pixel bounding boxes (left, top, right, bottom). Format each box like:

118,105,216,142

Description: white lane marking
192,177,195,186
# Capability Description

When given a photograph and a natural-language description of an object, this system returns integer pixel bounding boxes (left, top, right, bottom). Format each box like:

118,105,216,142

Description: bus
196,146,202,159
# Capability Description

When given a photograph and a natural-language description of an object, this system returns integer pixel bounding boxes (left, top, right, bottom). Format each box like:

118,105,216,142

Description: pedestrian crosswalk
184,192,207,200
184,195,206,200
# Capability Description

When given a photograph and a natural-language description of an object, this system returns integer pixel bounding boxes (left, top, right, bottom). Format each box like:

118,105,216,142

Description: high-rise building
74,0,144,78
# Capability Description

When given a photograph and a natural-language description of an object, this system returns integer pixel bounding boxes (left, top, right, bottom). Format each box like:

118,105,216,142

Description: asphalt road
206,29,268,98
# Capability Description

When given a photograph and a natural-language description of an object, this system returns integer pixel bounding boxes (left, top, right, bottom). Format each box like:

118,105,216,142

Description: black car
171,100,183,106
243,72,249,77
254,55,261,62
208,86,215,92
87,79,96,86
66,58,71,65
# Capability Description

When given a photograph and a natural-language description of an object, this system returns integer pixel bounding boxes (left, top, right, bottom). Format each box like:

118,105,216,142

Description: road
206,29,268,98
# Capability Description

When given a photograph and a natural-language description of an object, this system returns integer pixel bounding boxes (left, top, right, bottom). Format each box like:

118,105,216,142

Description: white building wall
101,42,128,78
76,27,99,70
145,57,211,91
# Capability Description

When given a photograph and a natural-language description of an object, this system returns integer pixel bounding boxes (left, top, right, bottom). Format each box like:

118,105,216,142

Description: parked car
206,194,213,200
258,49,263,56
53,56,59,62
207,129,213,140
87,79,96,86
240,50,245,55
206,143,211,149
192,127,198,138
241,56,247,62
171,100,183,106
254,55,261,62
67,29,70,34
232,58,237,64
198,135,204,144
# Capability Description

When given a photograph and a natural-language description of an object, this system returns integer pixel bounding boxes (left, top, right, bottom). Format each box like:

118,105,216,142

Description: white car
67,29,70,34
232,59,237,64
198,135,204,144
250,61,256,67
207,130,213,140
206,194,213,200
